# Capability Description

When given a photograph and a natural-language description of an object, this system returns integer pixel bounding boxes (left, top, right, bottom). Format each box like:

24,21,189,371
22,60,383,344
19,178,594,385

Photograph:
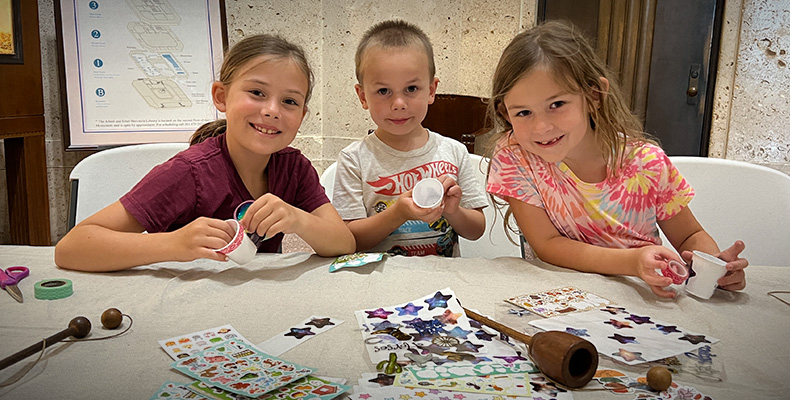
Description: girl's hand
240,193,301,240
397,190,444,223
634,246,680,299
170,217,234,262
437,175,462,216
682,240,748,291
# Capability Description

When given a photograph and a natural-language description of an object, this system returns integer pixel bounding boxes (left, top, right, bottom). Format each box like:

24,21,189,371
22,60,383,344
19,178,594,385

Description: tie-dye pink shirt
487,135,694,249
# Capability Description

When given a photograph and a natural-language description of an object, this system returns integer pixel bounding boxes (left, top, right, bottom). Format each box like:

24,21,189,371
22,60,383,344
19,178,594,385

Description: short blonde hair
355,20,435,82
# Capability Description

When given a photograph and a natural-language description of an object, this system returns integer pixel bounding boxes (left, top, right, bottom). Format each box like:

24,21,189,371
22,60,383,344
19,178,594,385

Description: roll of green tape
34,279,74,300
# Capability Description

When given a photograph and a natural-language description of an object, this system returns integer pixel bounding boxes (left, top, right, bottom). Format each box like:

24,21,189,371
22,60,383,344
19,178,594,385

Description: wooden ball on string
646,366,672,391
101,308,123,330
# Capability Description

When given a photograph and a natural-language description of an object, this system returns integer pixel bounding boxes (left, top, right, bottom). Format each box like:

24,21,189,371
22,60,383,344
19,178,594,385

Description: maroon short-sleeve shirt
120,134,328,253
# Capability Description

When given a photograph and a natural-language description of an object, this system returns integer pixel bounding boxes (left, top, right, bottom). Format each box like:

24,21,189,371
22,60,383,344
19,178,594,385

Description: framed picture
56,0,227,149
0,0,23,64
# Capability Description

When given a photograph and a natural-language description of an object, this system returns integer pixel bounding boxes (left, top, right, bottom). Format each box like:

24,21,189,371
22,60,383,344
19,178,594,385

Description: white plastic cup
214,219,257,265
412,178,444,209
685,251,728,299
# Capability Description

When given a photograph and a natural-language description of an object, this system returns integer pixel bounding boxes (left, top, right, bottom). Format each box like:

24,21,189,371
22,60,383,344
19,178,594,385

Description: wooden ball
101,308,123,329
646,366,672,391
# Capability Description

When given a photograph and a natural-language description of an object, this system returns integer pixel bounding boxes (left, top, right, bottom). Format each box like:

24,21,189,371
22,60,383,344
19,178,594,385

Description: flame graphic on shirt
367,161,458,196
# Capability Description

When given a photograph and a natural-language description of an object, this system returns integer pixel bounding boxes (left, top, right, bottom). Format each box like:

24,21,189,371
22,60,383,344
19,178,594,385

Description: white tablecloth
1,245,788,399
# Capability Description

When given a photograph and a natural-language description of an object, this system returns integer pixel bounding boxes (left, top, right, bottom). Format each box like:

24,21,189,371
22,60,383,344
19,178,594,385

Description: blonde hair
190,34,314,145
487,21,656,241
355,20,435,82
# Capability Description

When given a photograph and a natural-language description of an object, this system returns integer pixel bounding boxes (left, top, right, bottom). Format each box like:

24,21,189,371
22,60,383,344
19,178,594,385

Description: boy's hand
240,193,301,240
397,191,444,223
170,217,234,262
634,245,680,299
681,240,748,291
437,175,462,215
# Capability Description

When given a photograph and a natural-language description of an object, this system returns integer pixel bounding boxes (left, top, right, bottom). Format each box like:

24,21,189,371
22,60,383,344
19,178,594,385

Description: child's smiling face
503,67,598,165
355,45,438,147
212,55,308,158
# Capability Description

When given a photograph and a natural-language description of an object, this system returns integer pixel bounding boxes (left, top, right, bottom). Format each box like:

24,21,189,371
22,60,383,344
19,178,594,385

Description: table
1,245,788,399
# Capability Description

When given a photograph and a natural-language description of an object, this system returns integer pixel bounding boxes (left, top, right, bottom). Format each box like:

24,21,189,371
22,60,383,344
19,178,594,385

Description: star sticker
508,308,529,317
358,394,371,399
474,330,495,341
565,327,589,337
454,340,483,353
424,291,453,310
613,348,644,362
413,391,428,398
399,394,412,399
494,355,528,362
305,317,335,328
679,334,711,345
365,308,394,319
626,314,654,325
468,319,482,329
395,302,424,316
446,326,472,339
371,320,400,331
604,319,633,329
284,327,314,339
653,324,681,335
600,306,627,315
368,373,394,386
608,333,638,344
434,309,462,324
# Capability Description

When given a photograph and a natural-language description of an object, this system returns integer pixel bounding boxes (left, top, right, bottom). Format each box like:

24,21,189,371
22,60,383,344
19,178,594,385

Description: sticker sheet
172,339,314,397
328,252,386,272
256,316,343,357
529,306,719,365
354,288,510,365
506,286,610,318
151,381,207,399
594,369,713,400
652,344,726,382
159,325,252,360
394,361,536,397
188,376,350,400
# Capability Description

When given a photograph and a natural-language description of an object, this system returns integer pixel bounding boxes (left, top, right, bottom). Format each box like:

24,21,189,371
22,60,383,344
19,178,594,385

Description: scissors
1,266,30,303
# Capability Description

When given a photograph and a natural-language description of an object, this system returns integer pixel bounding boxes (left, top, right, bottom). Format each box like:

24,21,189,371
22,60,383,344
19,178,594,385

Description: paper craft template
256,316,343,357
172,339,314,397
506,286,611,318
394,361,536,396
594,369,713,400
354,288,515,365
159,325,252,360
529,306,719,365
188,376,350,400
151,381,207,400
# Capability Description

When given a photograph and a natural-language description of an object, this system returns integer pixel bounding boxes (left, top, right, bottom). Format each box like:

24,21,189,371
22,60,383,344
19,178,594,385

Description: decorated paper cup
412,178,444,209
215,219,256,265
234,200,268,246
685,251,727,299
659,260,689,285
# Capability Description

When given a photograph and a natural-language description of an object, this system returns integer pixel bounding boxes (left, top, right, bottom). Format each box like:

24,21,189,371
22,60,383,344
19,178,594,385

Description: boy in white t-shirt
332,20,487,257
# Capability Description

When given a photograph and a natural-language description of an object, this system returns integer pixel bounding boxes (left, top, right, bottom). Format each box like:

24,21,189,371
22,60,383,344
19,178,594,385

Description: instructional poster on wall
58,0,225,148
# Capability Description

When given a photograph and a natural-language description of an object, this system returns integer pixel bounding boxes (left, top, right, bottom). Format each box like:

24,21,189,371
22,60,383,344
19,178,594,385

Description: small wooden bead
101,308,123,330
646,366,672,391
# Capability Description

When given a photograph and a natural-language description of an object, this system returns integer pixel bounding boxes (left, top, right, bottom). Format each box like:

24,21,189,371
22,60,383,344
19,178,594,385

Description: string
767,291,790,306
0,340,46,387
64,314,134,342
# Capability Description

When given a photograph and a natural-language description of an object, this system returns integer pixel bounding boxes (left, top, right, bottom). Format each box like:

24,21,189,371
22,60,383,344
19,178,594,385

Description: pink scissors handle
0,266,29,288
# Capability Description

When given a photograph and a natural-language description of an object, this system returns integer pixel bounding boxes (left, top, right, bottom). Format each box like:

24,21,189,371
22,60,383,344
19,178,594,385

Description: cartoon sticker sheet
151,381,207,399
172,339,314,397
394,361,537,396
529,306,719,365
594,369,713,400
506,286,611,318
159,325,251,360
354,288,516,365
187,376,350,400
256,316,343,357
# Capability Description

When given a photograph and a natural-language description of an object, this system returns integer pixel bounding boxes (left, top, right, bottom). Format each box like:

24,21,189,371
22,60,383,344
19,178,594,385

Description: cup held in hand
412,178,444,209
685,251,727,299
659,260,689,285
214,219,256,265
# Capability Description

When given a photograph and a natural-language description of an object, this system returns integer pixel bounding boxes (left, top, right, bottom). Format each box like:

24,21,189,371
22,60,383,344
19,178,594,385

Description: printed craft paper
354,288,512,365
594,369,713,400
151,381,205,399
159,325,252,360
394,361,537,396
172,339,314,397
188,376,350,400
506,286,610,318
530,306,719,365
256,316,343,357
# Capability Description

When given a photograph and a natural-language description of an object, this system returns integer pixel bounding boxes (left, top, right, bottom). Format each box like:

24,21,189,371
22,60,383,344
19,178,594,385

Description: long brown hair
190,34,314,145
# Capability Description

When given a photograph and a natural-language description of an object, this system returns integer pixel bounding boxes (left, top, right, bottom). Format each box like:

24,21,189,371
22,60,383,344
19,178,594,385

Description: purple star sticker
424,291,453,310
679,334,711,345
365,308,394,319
653,324,681,335
395,302,424,316
565,327,590,337
284,327,314,339
626,314,654,325
305,317,335,328
608,333,638,344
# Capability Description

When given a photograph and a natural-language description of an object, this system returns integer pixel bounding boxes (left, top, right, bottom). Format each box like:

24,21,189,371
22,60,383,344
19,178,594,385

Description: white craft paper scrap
529,305,719,365
157,324,252,361
256,316,343,356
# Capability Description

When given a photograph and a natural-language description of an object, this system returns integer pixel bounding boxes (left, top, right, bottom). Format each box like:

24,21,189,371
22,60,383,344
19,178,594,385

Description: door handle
687,64,701,104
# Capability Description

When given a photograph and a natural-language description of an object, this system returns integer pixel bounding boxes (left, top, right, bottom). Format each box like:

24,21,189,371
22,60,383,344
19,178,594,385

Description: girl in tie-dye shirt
485,22,747,298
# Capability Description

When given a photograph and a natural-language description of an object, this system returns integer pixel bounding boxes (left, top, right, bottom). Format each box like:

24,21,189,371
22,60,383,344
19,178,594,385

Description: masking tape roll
34,279,74,300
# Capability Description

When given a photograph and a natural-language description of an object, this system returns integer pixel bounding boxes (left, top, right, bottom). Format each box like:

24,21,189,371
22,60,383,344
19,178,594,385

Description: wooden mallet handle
463,307,598,388
0,317,91,371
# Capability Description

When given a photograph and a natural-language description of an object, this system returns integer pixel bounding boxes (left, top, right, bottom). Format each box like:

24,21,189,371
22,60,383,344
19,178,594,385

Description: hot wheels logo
367,161,458,196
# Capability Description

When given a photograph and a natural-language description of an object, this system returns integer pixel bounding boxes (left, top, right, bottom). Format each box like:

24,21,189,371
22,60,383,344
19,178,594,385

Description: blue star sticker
565,327,590,337
395,302,424,316
424,291,453,310
284,327,314,339
608,333,638,344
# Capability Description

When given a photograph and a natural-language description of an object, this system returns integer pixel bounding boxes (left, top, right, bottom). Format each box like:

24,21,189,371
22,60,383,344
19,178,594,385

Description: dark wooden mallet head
0,316,92,371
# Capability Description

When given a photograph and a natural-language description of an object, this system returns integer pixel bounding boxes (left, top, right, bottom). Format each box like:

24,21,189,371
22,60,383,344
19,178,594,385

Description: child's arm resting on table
509,198,679,298
240,194,355,256
658,207,747,291
55,201,232,272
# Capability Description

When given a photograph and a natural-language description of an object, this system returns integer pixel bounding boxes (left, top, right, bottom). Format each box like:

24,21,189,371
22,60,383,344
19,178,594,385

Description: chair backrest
423,94,492,153
68,142,189,229
660,156,790,266
320,162,337,202
459,154,522,258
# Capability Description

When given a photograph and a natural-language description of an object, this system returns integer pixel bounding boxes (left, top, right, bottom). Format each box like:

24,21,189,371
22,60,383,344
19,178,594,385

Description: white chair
319,162,337,202
68,142,189,230
659,156,790,266
459,154,522,258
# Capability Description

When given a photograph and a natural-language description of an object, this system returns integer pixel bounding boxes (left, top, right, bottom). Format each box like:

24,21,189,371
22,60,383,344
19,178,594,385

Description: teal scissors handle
0,266,29,289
